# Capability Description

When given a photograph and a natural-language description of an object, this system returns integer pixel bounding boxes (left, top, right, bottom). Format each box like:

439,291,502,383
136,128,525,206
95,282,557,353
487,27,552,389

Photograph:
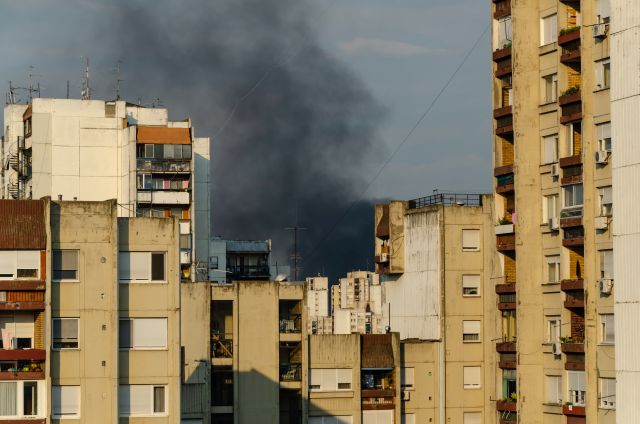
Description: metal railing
408,193,483,209
136,159,191,173
280,364,302,381
211,331,233,358
279,315,302,333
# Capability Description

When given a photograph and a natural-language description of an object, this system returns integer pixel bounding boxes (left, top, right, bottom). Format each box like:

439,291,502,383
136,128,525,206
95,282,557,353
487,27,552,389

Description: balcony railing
211,331,233,359
408,193,482,209
136,158,191,173
227,265,270,280
496,399,517,412
279,315,302,333
496,340,517,353
280,364,302,382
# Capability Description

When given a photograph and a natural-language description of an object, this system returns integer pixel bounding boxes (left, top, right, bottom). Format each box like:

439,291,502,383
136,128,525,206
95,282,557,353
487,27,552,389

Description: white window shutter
464,366,481,387
0,251,16,277
462,230,480,250
133,318,167,348
16,251,39,271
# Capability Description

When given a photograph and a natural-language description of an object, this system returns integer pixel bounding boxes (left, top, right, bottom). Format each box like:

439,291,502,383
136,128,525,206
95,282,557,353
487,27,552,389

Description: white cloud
339,37,442,57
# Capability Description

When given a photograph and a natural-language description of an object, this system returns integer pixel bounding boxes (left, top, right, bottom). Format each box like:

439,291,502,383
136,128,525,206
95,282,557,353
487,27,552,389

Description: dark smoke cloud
103,0,387,281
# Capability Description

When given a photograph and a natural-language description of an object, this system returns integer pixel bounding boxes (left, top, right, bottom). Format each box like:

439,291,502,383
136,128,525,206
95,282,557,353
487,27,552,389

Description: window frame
0,380,44,419
546,316,561,344
462,275,480,297
119,318,168,350
600,250,614,280
597,122,612,152
567,371,587,406
540,14,558,46
542,74,558,104
600,314,615,344
463,366,481,389
309,368,353,392
596,58,611,90
563,183,584,209
52,250,80,282
542,134,559,164
598,186,613,217
543,194,559,224
118,251,167,284
0,251,41,281
546,255,561,284
118,384,168,417
462,320,481,343
462,229,481,252
545,375,562,405
401,367,415,390
52,318,80,350
51,385,81,419
600,377,616,409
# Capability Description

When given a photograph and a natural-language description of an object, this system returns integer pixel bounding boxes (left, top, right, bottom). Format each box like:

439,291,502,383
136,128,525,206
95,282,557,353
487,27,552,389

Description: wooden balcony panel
0,420,46,424
493,47,512,62
0,302,45,311
496,124,514,137
495,183,514,194
494,105,513,119
558,29,581,46
495,65,513,78
496,342,516,353
560,279,584,291
495,283,516,294
493,0,511,19
560,217,583,228
560,112,583,125
496,400,517,412
361,389,395,398
0,371,45,380
498,302,517,311
561,343,585,354
559,155,582,168
562,404,586,417
561,174,583,185
362,403,395,411
563,237,585,248
0,280,45,291
561,49,581,64
494,164,514,177
559,91,582,106
496,234,516,251
499,361,517,369
565,361,585,371
0,349,45,361
564,297,585,309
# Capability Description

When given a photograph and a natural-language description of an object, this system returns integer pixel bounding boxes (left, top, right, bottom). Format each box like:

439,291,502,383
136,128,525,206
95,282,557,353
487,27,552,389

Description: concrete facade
491,0,615,422
332,272,384,336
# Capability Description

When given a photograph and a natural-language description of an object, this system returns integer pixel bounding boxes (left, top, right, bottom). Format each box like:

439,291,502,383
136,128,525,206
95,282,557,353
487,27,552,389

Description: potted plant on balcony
565,401,573,411
495,216,514,235
559,26,580,36
561,86,580,97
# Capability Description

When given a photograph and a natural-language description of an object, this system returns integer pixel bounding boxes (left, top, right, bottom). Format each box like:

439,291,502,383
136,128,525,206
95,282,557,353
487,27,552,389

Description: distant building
332,271,384,335
306,276,332,334
208,238,291,283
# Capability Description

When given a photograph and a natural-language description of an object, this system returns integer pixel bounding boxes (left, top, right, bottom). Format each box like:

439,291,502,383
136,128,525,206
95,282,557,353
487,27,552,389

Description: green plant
559,26,580,36
498,216,512,225
560,336,574,344
561,86,580,97
510,392,518,401
565,401,574,406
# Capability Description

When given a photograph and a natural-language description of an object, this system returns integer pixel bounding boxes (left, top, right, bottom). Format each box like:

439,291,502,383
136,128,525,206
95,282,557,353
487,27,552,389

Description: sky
0,0,493,279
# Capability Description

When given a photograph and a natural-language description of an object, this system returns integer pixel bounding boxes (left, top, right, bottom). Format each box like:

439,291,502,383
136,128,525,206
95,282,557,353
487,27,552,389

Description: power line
305,23,491,263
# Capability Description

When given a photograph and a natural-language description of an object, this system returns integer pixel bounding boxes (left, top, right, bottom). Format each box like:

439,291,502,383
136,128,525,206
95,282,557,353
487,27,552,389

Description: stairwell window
542,74,558,103
543,194,559,225
546,316,561,343
540,14,558,46
462,229,480,252
401,367,415,390
599,250,613,279
53,250,79,281
118,252,166,283
463,320,481,342
600,378,616,409
542,134,559,164
597,122,612,153
52,318,79,350
596,59,611,90
598,186,612,217
546,256,561,284
545,375,562,405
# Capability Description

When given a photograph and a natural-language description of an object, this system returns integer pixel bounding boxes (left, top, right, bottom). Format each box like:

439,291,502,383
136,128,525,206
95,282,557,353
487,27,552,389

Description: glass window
546,255,560,283
596,59,611,89
502,310,516,342
600,314,614,344
119,252,166,283
463,320,481,342
540,14,558,46
563,184,583,208
118,385,167,416
546,316,561,343
502,369,517,399
599,186,612,216
401,368,415,390
119,318,168,349
546,375,562,404
600,250,613,279
543,134,558,164
52,385,80,418
544,194,559,224
568,371,586,406
53,250,79,280
596,0,611,23
600,378,616,409
597,122,612,152
52,318,79,349
496,16,512,49
463,412,481,424
542,74,558,103
462,275,480,297
309,369,353,392
163,145,175,159
144,144,154,159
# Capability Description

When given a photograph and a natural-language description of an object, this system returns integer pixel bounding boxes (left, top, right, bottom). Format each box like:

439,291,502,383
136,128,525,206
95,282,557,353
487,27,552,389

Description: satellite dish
275,274,288,282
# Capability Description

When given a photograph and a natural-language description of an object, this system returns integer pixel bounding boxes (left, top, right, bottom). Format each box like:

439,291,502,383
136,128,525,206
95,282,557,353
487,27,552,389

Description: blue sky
0,0,492,202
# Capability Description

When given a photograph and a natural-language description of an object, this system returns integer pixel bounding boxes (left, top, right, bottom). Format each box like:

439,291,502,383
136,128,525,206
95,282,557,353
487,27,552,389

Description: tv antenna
286,222,307,281
80,57,91,100
27,66,42,101
112,60,124,100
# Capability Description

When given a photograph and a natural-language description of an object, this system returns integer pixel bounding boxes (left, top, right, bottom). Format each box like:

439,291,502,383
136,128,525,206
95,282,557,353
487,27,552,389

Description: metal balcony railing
408,193,482,209
280,364,302,382
279,315,302,333
136,159,191,173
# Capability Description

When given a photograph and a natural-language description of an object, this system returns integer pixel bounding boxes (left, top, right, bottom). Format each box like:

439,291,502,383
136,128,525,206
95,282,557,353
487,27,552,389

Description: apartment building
1,98,211,282
332,271,384,335
0,198,181,423
610,1,636,423
491,0,614,422
308,333,401,424
210,280,307,424
374,193,498,424
306,276,333,335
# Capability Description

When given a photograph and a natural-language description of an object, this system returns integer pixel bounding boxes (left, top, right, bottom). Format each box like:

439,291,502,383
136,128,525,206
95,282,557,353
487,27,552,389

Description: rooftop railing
408,193,483,209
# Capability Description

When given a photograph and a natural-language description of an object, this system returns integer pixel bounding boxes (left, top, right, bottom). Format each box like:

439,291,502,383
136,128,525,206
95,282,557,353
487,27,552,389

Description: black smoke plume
104,0,386,281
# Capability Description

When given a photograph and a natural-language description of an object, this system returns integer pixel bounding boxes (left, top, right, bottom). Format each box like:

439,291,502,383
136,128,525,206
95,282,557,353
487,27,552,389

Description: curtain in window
0,382,16,416
153,386,165,413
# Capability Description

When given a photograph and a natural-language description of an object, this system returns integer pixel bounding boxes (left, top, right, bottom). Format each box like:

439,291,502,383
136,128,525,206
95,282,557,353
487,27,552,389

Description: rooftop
408,192,483,209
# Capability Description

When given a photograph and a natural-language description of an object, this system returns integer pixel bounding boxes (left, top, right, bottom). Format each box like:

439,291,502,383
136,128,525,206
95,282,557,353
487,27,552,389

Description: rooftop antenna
286,210,307,281
80,57,91,100
112,60,124,100
28,66,42,101
66,81,70,99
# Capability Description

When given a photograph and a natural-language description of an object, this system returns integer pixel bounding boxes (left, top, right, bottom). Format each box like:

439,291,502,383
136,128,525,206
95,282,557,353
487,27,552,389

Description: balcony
499,353,517,369
493,105,513,119
559,154,582,168
496,234,516,252
498,292,516,311
280,363,302,382
279,314,302,334
136,190,190,205
563,226,585,248
136,158,191,173
559,90,582,124
496,341,516,353
495,114,514,138
561,341,585,354
561,45,581,64
0,349,45,362
496,400,517,412
495,59,512,78
361,368,395,410
211,332,233,359
560,216,582,229
493,46,512,62
495,283,516,294
558,27,581,47
562,404,586,417
495,224,514,235
564,292,585,309
496,173,514,194
493,0,511,19
565,355,585,371
561,279,584,291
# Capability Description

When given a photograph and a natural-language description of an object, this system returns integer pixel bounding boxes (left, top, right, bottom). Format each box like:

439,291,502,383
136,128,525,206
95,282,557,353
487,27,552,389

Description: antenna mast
81,57,91,100
285,223,307,281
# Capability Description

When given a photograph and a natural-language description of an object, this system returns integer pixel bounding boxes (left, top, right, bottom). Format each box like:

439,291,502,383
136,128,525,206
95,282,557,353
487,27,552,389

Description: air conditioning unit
548,217,559,230
402,390,411,401
552,342,561,355
550,164,559,178
599,278,614,295
595,216,608,230
593,23,609,38
595,150,609,164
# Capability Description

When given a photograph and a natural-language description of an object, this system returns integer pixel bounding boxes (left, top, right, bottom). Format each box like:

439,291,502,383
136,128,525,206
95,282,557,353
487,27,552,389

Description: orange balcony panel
559,155,582,168
0,349,45,361
561,49,581,64
561,342,585,354
495,283,516,294
0,371,45,380
496,400,517,412
494,164,514,177
0,281,45,291
496,342,516,353
0,302,45,311
558,29,581,47
493,47,512,62
563,405,586,417
560,279,584,291
563,237,585,248
560,217,582,228
493,106,513,119
559,91,582,106
499,361,517,369
497,234,516,251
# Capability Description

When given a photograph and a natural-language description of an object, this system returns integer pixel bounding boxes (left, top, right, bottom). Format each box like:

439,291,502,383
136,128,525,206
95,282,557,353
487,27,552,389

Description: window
546,316,561,343
543,134,559,164
598,186,612,216
542,74,558,103
118,385,167,416
0,313,34,349
144,144,154,158
210,256,219,270
53,250,79,280
118,252,166,283
568,371,586,406
600,314,614,344
309,417,353,424
496,16,512,49
545,375,562,404
462,229,480,251
546,256,560,284
600,378,616,409
52,318,79,349
544,194,559,224
596,59,611,89
596,0,611,23
502,310,516,342
463,366,481,389
563,184,583,209
401,367,415,390
597,122,612,152
540,14,558,46
463,412,481,424
119,318,168,349
52,386,80,418
0,381,44,418
0,251,40,280
309,369,352,392
462,275,480,297
566,122,582,156
600,250,613,279
402,414,416,424
463,321,481,342
502,369,517,399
